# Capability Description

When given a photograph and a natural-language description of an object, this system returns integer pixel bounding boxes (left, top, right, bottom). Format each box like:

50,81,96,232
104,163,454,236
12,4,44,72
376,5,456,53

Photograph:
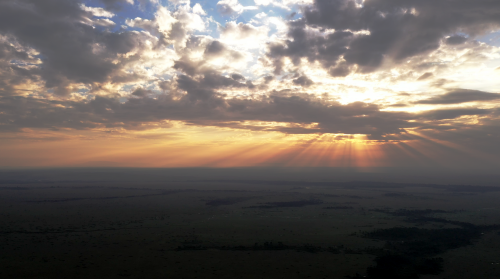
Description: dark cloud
0,0,150,96
3,70,499,138
99,0,133,10
417,72,434,81
416,89,500,104
0,0,498,143
263,76,274,84
0,38,41,96
267,0,500,75
201,72,247,89
328,62,353,77
388,103,409,107
231,73,245,81
292,75,313,87
268,22,353,74
203,40,244,62
0,71,411,136
445,35,468,45
205,40,226,56
173,58,206,76
131,87,153,97
417,108,492,120
431,78,451,88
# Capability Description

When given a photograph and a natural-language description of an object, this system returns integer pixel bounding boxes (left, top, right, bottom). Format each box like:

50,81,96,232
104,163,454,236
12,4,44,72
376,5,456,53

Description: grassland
1,171,500,278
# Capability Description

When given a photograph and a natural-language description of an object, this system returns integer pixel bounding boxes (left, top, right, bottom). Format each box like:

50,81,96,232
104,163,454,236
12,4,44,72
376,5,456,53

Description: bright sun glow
0,0,499,168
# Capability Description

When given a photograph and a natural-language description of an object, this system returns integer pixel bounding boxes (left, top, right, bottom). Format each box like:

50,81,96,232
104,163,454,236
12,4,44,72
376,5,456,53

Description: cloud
131,87,153,97
3,60,500,140
219,22,269,49
0,0,499,149
202,40,246,66
445,35,468,45
267,21,356,74
266,0,500,75
417,72,434,81
0,0,156,95
100,0,135,10
89,18,117,27
292,75,313,87
416,89,500,105
254,0,313,10
80,4,116,18
0,92,407,137
192,3,206,15
417,108,492,120
0,0,212,97
216,0,257,16
169,0,190,5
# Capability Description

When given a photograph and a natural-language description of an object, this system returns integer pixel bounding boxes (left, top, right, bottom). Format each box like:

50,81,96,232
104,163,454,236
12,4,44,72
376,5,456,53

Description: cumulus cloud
0,0,127,94
192,3,206,15
0,0,499,148
4,65,498,138
292,75,313,87
266,0,500,76
219,22,269,49
0,80,410,137
0,0,212,97
217,0,257,16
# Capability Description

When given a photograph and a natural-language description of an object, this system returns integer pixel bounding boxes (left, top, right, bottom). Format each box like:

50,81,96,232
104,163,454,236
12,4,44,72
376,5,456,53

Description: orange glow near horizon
2,1,500,171
2,125,495,169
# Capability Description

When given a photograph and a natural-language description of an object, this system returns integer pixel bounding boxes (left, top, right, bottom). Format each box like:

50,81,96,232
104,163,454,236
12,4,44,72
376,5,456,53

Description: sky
1,0,500,169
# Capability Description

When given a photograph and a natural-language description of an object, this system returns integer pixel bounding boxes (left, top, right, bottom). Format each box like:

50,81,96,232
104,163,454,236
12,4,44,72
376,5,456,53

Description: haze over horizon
1,0,500,170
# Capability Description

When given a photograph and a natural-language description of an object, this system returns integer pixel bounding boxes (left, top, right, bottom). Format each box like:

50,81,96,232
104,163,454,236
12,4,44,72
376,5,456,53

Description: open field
1,169,500,278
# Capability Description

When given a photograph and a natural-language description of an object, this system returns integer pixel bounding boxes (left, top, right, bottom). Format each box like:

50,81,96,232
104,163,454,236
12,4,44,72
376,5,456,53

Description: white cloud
220,22,269,49
281,0,313,4
192,3,206,15
254,0,273,5
217,0,258,16
255,12,267,19
94,18,117,27
126,7,178,36
156,6,179,34
81,17,116,28
253,0,313,10
79,4,115,18
126,4,207,51
178,6,206,31
169,0,190,5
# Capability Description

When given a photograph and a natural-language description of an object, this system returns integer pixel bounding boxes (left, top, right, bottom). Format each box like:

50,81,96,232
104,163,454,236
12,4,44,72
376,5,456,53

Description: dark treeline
353,211,500,278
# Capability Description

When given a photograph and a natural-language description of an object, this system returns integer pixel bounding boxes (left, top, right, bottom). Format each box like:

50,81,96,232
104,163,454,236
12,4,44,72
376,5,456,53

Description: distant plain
1,168,500,278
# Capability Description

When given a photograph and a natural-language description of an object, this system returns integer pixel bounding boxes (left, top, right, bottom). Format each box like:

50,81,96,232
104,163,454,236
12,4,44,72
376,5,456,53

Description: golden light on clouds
0,0,500,169
0,127,431,168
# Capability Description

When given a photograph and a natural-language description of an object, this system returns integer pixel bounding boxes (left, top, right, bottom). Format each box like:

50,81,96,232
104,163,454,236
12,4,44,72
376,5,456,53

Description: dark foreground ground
1,168,500,278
